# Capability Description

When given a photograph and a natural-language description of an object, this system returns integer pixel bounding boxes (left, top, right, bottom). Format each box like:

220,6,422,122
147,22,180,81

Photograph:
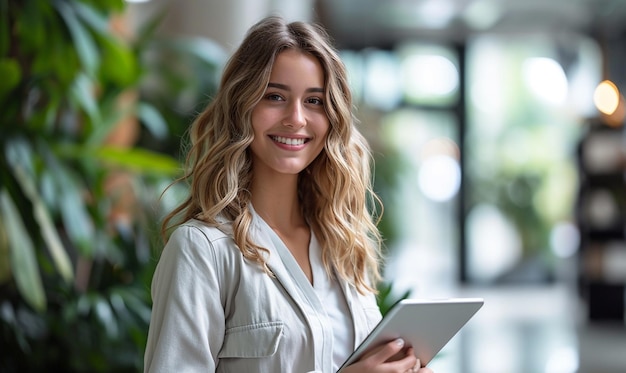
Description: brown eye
266,93,284,101
307,97,324,105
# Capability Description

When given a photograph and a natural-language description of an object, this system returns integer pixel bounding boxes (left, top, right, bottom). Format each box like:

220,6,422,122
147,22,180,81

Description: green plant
376,282,411,316
0,0,204,371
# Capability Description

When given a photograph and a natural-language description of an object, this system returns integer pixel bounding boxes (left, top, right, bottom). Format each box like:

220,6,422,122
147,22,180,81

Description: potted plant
0,0,224,370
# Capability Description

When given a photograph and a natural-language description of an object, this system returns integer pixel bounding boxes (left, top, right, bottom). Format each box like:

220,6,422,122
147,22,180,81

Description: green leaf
100,36,138,86
137,103,168,140
72,1,110,34
376,282,411,316
71,73,101,125
116,288,151,323
57,170,95,256
55,143,181,176
49,37,81,87
5,139,74,282
11,165,74,283
96,146,181,176
54,0,99,76
16,0,47,54
94,296,118,338
133,9,167,51
0,0,8,56
0,214,11,284
87,0,126,13
86,93,127,146
38,150,95,256
0,189,46,312
0,58,21,102
171,37,226,67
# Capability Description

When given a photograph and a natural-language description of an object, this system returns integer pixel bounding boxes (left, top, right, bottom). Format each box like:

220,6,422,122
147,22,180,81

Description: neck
250,172,304,231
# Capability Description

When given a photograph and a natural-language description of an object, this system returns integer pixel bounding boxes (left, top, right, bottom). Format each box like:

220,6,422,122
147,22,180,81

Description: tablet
338,297,484,371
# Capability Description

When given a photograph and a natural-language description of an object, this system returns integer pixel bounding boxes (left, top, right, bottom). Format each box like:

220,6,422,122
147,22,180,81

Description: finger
364,338,407,365
414,358,434,373
384,346,417,372
411,358,421,372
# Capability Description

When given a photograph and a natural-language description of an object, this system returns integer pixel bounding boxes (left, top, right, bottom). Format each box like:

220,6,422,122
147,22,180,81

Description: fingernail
395,338,405,347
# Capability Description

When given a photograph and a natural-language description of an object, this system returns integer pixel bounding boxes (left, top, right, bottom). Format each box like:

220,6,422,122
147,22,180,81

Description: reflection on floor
426,285,626,373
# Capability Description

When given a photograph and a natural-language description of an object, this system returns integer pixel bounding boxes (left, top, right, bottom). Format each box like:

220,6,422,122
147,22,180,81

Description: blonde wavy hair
162,16,383,293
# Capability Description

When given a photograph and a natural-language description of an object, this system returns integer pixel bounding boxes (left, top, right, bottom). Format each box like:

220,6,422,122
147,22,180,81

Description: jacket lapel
248,210,312,312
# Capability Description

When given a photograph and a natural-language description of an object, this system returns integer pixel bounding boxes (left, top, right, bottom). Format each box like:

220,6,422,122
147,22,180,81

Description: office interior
130,0,626,372
2,0,624,372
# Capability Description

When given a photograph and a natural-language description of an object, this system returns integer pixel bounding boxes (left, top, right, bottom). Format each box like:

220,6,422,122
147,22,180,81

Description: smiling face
249,49,330,179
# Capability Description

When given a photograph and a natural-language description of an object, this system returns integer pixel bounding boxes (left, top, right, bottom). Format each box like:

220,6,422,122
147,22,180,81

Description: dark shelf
583,229,626,242
576,118,626,323
580,173,625,188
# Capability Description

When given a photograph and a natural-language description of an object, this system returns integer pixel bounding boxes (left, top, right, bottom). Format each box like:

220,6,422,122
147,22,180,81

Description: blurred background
1,0,625,372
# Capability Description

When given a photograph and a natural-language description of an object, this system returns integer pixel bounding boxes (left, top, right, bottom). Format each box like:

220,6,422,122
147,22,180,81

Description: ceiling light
463,0,501,30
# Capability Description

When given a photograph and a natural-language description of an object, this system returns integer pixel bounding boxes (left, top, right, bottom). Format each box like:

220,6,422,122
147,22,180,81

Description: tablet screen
338,297,484,371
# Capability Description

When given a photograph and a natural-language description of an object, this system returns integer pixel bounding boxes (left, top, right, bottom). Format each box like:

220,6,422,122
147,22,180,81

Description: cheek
250,111,268,137
251,105,281,132
313,125,330,158
314,114,331,136
318,121,331,144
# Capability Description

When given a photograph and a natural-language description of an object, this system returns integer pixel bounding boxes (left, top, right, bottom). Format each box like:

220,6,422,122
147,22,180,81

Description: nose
283,101,306,128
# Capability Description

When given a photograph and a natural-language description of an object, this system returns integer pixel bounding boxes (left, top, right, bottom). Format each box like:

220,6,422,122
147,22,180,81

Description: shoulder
170,219,232,242
164,219,239,263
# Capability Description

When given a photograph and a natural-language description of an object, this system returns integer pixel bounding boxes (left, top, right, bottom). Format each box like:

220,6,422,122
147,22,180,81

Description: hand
340,338,434,373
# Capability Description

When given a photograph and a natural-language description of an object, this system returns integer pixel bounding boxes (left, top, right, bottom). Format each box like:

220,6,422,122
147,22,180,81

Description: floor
424,285,626,373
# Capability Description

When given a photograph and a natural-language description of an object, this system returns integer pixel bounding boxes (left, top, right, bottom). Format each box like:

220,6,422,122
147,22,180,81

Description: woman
144,16,433,373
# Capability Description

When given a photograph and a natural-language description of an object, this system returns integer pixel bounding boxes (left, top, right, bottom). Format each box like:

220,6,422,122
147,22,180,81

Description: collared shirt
257,211,355,371
144,210,382,373
309,231,355,370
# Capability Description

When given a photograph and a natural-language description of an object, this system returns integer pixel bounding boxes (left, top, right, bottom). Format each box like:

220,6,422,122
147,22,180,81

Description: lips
270,135,309,146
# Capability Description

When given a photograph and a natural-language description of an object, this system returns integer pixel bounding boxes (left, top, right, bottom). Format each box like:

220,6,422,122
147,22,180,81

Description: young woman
144,16,433,373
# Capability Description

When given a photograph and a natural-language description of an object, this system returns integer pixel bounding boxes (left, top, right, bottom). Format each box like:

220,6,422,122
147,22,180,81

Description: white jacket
144,213,382,373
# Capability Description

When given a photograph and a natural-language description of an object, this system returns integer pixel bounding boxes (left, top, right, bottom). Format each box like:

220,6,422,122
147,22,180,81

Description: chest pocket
218,321,284,358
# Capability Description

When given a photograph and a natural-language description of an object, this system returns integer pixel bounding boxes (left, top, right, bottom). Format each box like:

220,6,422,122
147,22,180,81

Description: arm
144,225,226,373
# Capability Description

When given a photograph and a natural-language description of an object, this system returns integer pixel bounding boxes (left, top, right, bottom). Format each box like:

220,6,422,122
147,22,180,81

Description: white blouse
309,234,355,370
257,215,355,371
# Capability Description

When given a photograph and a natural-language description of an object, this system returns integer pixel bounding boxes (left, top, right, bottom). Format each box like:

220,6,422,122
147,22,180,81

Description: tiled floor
424,285,626,373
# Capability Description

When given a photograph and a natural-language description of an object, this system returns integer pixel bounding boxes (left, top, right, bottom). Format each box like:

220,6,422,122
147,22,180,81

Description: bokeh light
402,54,458,101
522,57,568,106
593,80,620,115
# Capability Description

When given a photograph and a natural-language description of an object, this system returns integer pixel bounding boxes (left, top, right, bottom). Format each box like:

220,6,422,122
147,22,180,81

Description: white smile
270,136,307,146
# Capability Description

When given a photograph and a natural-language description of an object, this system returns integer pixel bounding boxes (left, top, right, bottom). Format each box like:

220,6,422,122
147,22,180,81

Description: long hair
162,16,382,293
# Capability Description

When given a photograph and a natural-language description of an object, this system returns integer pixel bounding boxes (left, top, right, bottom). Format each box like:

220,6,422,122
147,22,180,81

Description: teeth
271,136,305,146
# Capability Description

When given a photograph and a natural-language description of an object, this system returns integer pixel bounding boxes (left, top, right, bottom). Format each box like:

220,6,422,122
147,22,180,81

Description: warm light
593,80,620,115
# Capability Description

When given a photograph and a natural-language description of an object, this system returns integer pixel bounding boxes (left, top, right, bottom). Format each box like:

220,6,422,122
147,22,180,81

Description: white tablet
338,297,484,371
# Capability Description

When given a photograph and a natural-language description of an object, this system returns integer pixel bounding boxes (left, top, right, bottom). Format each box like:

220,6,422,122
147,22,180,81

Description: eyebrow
267,82,324,93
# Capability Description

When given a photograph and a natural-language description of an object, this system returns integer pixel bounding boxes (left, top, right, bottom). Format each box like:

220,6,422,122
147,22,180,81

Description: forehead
269,49,325,85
